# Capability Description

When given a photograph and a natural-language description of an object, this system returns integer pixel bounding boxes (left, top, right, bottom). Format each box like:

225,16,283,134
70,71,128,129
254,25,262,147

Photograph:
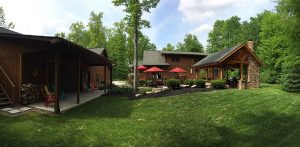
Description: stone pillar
247,56,260,88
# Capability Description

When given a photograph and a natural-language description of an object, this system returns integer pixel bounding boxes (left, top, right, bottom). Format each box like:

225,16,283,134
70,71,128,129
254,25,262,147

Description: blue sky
0,0,276,50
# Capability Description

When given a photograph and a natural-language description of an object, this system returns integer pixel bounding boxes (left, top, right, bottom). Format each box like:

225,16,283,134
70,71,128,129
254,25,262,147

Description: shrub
282,56,300,93
139,80,147,86
195,79,205,88
138,87,152,95
166,79,180,89
211,79,225,89
146,80,152,86
110,84,132,94
184,79,194,87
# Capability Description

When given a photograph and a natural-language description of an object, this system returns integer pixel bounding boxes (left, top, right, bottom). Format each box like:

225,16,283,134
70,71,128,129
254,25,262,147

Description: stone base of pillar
238,80,246,90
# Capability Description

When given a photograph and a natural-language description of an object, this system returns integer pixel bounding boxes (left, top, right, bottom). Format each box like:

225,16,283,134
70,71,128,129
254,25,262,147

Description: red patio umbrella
144,66,164,86
137,65,147,70
169,67,187,73
144,66,164,72
169,67,187,79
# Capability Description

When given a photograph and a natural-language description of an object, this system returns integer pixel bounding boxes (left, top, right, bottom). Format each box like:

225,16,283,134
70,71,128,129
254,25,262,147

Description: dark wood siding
0,39,21,103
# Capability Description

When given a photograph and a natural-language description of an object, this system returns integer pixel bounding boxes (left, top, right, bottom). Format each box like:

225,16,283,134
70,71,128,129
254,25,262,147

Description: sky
0,0,276,50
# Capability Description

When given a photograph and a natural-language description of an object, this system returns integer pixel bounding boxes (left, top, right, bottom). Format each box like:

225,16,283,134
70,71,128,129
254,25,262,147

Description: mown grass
0,84,299,146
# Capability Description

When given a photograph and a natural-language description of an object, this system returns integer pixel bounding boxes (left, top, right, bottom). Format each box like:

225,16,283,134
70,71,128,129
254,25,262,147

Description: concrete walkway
29,90,105,112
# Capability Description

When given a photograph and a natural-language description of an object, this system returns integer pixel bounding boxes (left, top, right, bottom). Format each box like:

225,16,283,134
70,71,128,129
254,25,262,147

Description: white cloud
178,0,275,47
191,24,212,34
178,0,236,22
0,0,125,36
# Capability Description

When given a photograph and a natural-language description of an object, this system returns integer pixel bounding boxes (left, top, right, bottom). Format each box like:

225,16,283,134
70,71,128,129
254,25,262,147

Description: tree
207,16,245,53
112,0,160,93
107,21,129,79
86,11,107,48
276,0,300,92
162,43,175,51
176,34,204,52
138,34,156,59
222,16,243,48
207,20,225,53
67,22,88,47
0,7,14,29
257,11,287,83
54,32,66,38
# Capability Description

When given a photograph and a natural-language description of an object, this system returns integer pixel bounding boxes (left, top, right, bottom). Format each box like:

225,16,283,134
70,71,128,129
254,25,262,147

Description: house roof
142,51,169,66
0,27,20,34
193,44,262,67
0,28,113,66
160,51,209,56
88,48,108,57
193,44,242,67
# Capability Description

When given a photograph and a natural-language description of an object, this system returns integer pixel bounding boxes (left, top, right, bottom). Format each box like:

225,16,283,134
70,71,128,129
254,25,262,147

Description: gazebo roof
193,44,262,68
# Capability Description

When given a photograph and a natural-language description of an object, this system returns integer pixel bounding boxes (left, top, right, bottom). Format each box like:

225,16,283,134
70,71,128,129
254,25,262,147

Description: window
171,56,180,62
214,68,219,78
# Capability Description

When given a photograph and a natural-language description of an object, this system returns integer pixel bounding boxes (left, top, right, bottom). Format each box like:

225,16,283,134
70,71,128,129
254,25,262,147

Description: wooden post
206,67,208,80
19,51,22,104
240,64,243,80
76,57,81,104
54,47,61,114
109,66,112,92
104,66,107,94
220,67,223,79
212,67,215,79
226,67,229,81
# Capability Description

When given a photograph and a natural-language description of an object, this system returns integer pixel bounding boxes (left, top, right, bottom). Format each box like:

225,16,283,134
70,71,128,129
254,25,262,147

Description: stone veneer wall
247,56,260,88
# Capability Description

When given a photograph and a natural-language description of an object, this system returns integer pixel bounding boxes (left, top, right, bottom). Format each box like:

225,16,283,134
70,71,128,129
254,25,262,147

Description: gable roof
88,48,108,57
0,27,20,34
160,51,209,56
141,50,209,66
193,44,262,67
143,51,169,66
0,29,113,66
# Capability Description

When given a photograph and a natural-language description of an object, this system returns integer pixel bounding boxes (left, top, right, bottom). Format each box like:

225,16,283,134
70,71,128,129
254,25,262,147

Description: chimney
247,41,254,51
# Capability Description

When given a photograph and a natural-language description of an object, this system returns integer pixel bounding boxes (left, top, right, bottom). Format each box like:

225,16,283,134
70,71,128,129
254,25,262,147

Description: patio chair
44,85,55,96
82,82,90,93
41,87,55,108
90,83,95,92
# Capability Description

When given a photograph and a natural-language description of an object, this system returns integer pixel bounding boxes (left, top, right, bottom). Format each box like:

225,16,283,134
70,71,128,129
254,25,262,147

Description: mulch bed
104,88,215,100
131,88,214,100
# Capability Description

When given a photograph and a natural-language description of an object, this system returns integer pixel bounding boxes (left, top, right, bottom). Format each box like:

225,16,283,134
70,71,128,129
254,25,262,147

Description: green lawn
0,84,300,146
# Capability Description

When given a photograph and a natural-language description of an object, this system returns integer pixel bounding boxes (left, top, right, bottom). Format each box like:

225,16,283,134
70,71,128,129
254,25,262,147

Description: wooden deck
29,90,105,112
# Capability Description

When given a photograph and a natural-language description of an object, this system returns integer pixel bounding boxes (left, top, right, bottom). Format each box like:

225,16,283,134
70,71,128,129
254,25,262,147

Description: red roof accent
144,66,164,72
137,65,147,70
169,67,187,73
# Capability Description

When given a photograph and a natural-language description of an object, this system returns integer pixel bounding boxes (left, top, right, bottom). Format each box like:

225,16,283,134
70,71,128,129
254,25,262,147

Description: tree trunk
133,11,139,93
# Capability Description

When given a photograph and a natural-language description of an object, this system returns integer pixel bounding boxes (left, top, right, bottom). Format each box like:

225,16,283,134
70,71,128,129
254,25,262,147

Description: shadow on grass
158,111,300,146
63,96,134,119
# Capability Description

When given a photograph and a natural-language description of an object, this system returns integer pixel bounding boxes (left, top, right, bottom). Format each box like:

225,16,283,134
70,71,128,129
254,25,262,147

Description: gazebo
193,41,262,90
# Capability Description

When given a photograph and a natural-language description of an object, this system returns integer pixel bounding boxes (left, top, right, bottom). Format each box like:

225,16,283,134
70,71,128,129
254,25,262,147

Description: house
135,50,208,82
88,48,112,89
193,41,262,89
0,27,113,113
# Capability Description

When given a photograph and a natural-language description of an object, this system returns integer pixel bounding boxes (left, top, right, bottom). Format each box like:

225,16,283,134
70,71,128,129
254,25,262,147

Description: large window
171,56,180,62
214,68,219,78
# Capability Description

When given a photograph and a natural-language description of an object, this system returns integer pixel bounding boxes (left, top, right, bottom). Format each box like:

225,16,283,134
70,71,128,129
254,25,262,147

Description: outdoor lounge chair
41,86,55,108
90,83,96,92
82,82,90,93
